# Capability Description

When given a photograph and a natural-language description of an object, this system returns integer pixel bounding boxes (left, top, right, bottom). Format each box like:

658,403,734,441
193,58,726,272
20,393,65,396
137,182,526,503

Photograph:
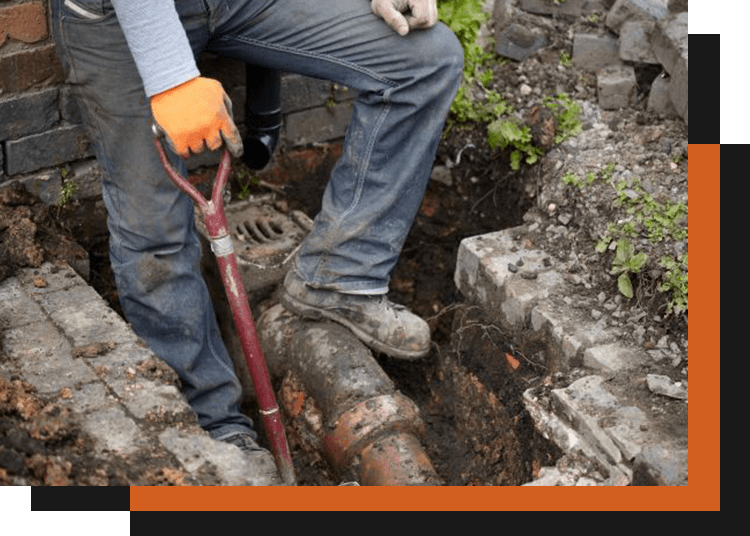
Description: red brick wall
0,1,63,93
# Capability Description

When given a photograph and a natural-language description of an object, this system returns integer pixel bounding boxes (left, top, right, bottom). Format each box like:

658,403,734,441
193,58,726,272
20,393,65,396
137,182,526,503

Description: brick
573,33,621,71
0,44,64,93
283,103,353,146
605,0,668,34
596,65,636,109
0,2,48,47
4,124,94,175
0,88,59,140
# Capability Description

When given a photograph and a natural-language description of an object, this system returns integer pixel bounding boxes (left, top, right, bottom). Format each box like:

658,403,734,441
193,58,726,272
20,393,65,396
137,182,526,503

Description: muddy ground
1,12,687,486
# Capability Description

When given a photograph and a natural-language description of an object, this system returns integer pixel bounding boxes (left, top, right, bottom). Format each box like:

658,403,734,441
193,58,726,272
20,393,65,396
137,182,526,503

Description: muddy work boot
218,432,282,485
280,270,431,360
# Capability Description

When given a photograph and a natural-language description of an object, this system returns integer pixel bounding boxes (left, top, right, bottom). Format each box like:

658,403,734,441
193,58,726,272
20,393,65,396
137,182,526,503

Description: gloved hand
371,0,438,36
151,76,243,159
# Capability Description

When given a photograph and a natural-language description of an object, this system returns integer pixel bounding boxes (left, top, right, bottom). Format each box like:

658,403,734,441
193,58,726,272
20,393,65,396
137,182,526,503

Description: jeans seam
59,14,125,264
216,34,400,89
340,96,391,221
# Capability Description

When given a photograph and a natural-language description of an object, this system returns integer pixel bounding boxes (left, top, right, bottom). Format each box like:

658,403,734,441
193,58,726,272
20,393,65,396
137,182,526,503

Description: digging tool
153,135,296,486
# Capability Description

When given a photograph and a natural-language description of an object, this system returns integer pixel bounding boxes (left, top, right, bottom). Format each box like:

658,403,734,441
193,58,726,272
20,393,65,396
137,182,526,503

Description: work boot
219,432,282,485
280,270,431,360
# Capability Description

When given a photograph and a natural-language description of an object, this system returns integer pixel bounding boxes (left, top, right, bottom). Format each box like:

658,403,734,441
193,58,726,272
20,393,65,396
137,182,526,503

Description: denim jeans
51,0,463,438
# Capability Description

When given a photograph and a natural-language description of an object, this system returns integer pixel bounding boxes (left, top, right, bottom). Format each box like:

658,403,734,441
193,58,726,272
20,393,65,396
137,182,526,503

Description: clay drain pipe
154,141,296,486
259,304,442,485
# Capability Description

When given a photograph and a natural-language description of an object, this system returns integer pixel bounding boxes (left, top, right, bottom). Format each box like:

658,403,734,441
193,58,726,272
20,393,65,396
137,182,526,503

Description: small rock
508,263,519,273
591,309,602,320
646,374,688,400
430,165,453,186
519,83,532,96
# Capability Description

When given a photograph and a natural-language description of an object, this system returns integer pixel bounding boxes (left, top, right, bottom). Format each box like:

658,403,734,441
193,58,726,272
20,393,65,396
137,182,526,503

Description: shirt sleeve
110,0,201,97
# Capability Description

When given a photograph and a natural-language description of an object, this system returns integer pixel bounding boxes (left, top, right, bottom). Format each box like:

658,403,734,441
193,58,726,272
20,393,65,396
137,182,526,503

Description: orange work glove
151,77,243,159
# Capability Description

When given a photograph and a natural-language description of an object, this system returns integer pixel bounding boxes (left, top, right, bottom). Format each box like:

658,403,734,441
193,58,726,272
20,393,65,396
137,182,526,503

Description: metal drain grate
197,194,312,291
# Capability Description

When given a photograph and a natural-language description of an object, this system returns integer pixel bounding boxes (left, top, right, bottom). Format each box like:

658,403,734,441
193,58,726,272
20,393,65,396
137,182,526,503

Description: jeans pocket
62,0,111,20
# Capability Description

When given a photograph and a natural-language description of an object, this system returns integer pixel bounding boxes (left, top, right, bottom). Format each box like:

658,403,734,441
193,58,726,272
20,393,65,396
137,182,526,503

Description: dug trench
0,123,563,485
236,131,565,485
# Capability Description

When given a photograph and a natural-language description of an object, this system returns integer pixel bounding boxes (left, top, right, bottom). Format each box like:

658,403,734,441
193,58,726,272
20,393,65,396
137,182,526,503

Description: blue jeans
51,0,463,438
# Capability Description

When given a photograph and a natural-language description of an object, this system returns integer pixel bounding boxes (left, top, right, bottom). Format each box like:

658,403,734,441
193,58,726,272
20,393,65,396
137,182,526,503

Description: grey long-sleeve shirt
110,0,200,97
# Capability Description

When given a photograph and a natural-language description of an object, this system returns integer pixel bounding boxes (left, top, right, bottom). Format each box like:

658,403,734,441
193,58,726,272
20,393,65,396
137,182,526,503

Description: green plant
487,117,542,170
610,239,648,299
438,0,490,82
611,177,688,243
544,92,583,143
587,13,600,24
234,167,259,200
562,162,615,190
57,180,77,209
659,254,688,315
559,51,573,67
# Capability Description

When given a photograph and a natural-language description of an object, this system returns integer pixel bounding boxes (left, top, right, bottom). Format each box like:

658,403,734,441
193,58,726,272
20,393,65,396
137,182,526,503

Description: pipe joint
324,393,425,469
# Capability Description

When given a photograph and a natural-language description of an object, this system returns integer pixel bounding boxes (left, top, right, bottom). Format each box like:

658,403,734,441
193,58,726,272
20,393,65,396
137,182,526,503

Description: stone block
606,0,668,34
583,342,647,372
68,158,104,200
283,103,354,146
281,73,332,114
0,44,64,93
619,20,659,63
2,322,98,394
647,73,678,117
0,88,59,140
651,12,688,74
0,277,46,329
551,375,623,465
519,0,613,17
573,33,621,71
18,169,63,206
495,22,548,62
59,86,83,124
596,65,637,109
669,51,688,121
3,124,94,175
632,443,688,485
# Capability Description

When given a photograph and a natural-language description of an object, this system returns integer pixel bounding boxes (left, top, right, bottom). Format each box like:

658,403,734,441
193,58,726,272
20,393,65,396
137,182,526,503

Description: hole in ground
63,138,563,485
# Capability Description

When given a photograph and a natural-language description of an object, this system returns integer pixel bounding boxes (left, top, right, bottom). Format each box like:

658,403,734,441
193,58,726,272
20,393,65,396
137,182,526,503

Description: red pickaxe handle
154,138,296,485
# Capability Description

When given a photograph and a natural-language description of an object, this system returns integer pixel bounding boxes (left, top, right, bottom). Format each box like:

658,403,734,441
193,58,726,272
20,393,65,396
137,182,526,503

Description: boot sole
279,291,429,361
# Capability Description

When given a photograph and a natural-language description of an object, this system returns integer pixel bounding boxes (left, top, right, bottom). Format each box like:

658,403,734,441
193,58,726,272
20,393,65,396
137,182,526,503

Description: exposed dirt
1,11,687,486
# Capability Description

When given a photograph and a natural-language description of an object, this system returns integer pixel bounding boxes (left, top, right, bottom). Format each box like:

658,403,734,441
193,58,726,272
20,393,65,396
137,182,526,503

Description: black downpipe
243,64,282,170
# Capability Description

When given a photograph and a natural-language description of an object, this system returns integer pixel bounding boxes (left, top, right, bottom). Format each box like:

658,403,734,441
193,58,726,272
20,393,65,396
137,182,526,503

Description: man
51,0,463,461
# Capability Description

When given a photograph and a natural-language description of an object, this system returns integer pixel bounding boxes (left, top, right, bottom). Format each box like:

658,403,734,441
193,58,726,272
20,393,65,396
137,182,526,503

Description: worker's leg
208,0,464,293
50,0,255,440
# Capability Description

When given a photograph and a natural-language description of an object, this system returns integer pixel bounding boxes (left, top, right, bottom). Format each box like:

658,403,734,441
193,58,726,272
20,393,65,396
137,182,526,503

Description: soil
1,12,687,487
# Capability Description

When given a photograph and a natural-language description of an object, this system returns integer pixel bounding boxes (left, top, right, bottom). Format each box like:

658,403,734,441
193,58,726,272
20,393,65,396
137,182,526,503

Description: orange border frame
130,144,720,511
